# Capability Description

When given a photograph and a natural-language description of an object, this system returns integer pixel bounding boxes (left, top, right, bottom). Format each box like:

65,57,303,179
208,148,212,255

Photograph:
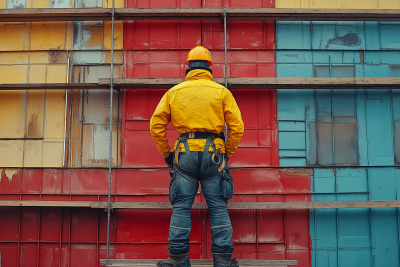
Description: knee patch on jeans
170,225,191,230
211,224,232,229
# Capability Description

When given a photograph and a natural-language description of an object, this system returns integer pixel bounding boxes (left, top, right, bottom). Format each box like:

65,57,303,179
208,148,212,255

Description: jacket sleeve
223,88,244,158
150,91,172,158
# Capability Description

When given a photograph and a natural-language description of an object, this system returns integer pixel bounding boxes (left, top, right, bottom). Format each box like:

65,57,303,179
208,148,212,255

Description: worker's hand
164,152,174,169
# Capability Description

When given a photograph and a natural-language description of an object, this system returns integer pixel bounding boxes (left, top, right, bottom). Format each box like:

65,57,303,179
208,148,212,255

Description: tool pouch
221,164,234,200
168,171,177,205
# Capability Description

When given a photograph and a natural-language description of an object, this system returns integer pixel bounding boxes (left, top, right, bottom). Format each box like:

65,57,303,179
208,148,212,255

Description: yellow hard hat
186,46,213,66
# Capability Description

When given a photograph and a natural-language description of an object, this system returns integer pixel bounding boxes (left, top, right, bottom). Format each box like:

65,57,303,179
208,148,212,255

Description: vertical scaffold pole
223,8,228,141
106,0,115,264
63,56,69,167
224,8,227,88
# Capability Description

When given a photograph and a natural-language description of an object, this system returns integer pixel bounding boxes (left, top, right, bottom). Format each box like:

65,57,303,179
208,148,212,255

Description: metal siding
369,168,400,266
277,13,400,267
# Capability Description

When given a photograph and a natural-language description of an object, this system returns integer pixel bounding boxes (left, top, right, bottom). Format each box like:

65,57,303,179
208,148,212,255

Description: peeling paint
328,33,360,47
4,168,20,182
7,0,26,9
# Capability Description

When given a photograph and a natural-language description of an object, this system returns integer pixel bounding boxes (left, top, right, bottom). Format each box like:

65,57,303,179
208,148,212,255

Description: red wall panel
0,167,310,266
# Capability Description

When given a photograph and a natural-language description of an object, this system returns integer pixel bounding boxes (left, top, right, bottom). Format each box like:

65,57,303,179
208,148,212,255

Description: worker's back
169,69,226,134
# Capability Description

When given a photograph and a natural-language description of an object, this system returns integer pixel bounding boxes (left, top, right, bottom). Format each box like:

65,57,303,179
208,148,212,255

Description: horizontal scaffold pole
2,78,400,90
1,8,400,22
1,200,400,209
100,259,299,267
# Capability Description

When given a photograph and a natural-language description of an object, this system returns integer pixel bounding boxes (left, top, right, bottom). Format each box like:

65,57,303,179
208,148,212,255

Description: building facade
0,0,399,266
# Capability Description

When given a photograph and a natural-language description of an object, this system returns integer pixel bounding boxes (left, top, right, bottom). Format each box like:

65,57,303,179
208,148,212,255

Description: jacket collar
185,69,213,81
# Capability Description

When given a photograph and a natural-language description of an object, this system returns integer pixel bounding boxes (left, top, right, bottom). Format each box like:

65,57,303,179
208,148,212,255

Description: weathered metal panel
369,168,399,266
6,0,26,8
393,90,400,164
276,5,400,264
277,21,400,51
70,64,122,167
365,89,394,165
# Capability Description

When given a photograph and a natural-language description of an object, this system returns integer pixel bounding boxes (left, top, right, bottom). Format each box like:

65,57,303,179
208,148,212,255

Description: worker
150,46,244,267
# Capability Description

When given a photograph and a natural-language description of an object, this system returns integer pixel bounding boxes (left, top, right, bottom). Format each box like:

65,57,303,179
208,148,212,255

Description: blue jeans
168,149,234,255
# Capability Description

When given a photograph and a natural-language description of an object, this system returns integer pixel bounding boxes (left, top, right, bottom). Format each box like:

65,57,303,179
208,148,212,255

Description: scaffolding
1,6,400,267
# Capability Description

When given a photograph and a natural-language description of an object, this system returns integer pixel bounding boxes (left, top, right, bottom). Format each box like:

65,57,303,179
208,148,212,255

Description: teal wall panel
380,23,400,49
369,168,399,266
277,20,400,267
365,91,394,165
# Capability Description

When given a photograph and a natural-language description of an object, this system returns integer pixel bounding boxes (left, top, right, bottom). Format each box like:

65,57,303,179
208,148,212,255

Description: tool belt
175,132,225,172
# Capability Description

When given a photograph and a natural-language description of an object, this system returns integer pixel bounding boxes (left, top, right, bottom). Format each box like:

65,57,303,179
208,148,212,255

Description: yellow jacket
150,69,244,158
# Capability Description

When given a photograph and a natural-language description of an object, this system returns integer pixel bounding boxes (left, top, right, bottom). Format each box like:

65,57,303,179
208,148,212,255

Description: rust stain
279,168,313,176
48,51,67,64
360,50,364,63
27,114,39,137
4,168,20,182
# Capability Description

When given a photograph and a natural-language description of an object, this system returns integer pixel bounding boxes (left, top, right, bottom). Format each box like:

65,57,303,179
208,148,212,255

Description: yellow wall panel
104,21,123,50
0,23,30,51
24,140,43,167
0,52,29,64
42,141,63,167
0,140,24,167
66,22,73,51
31,0,51,8
104,0,124,8
46,65,67,83
26,90,45,138
0,0,6,9
85,24,104,48
29,65,47,83
71,90,83,167
0,91,27,138
379,0,400,8
105,51,123,64
310,0,338,8
31,22,67,50
0,65,29,83
44,90,66,139
276,0,300,7
30,52,50,64
81,124,93,166
338,0,376,8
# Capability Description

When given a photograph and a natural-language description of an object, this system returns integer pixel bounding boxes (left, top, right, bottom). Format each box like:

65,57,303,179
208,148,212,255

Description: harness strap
174,139,182,168
175,134,225,173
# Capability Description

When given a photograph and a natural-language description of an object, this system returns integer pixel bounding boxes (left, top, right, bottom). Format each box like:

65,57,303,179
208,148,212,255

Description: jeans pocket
221,168,234,200
169,171,177,205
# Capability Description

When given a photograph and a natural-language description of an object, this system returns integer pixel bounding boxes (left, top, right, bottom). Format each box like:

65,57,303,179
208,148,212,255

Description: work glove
164,152,174,169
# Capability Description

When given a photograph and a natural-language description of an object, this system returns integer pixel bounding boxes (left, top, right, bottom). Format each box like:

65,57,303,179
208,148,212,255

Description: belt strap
180,132,219,139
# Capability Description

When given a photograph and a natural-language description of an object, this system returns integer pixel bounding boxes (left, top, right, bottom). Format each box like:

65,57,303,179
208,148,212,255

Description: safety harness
174,132,225,173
